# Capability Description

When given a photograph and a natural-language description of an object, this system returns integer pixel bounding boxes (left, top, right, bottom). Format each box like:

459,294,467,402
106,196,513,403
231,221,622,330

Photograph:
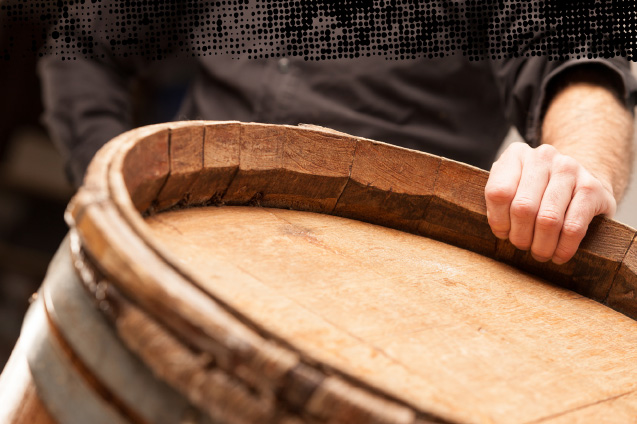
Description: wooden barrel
0,234,201,424
2,121,637,423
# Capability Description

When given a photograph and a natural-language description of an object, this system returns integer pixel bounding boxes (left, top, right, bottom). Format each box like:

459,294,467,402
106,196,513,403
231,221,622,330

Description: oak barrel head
62,121,637,424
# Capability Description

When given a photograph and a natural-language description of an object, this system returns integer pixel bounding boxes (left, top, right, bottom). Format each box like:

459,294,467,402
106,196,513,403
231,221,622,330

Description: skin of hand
485,68,634,264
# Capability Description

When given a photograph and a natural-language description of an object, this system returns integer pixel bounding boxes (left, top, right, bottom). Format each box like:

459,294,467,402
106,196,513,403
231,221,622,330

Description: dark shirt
37,2,637,187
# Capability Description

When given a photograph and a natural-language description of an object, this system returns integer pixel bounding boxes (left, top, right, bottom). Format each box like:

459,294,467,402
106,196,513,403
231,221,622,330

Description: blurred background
1,18,637,374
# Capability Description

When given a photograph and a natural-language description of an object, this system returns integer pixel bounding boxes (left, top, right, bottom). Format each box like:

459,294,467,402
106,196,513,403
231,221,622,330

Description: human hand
484,142,616,264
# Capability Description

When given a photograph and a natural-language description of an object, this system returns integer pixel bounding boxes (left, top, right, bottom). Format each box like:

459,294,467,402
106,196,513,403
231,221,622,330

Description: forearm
540,71,635,203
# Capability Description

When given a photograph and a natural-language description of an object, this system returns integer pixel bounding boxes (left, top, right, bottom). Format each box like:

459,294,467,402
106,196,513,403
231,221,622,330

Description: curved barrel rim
67,121,637,424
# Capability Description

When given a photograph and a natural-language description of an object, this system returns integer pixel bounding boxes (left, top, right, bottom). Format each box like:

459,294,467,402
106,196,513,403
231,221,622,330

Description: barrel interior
146,205,637,423
65,121,637,423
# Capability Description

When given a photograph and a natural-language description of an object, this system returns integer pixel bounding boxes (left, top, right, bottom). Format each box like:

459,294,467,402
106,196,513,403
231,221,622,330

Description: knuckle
487,214,508,229
535,209,563,231
577,179,602,198
510,197,538,220
552,155,579,176
485,184,516,204
561,220,588,240
535,143,557,160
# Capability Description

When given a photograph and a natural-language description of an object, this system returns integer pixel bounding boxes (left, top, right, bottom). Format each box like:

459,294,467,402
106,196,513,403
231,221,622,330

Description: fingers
508,144,553,251
529,156,577,261
485,142,526,239
551,175,616,264
485,143,616,265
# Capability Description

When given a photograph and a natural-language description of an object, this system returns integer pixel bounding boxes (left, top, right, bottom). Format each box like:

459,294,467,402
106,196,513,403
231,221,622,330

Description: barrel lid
67,121,637,423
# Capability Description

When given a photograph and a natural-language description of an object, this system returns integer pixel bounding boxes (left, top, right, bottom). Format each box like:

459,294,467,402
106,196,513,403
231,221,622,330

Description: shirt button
278,58,290,74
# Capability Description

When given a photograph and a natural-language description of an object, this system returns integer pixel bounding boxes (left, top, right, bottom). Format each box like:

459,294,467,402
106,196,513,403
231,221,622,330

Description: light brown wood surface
64,121,637,424
146,206,637,424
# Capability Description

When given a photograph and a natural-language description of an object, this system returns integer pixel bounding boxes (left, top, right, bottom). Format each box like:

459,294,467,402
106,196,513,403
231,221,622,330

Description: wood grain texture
122,129,170,213
575,219,636,301
224,123,356,213
41,235,193,424
146,206,637,424
420,160,497,256
495,217,637,303
334,139,439,234
531,389,637,423
187,122,241,205
80,237,434,424
72,218,427,423
223,123,285,205
606,237,637,317
114,294,282,424
154,124,205,210
66,120,637,424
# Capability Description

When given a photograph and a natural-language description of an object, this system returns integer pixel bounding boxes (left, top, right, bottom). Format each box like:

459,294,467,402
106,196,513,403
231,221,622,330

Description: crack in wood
524,389,637,423
227,260,452,423
603,232,637,305
146,128,173,215
146,214,185,237
330,137,359,215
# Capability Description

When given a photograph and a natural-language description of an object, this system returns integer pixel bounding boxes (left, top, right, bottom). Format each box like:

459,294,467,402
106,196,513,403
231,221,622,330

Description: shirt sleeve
38,55,135,187
37,1,178,187
492,56,637,147
485,0,637,146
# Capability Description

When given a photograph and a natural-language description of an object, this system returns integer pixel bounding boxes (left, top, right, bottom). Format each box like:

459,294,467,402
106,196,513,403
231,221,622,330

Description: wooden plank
420,159,497,256
606,237,637,317
72,201,325,422
279,126,356,212
121,129,170,213
573,219,636,301
495,217,635,303
223,123,285,205
530,389,637,423
68,120,637,424
333,139,440,234
145,206,637,423
153,124,205,211
224,124,356,213
42,235,192,424
187,122,241,205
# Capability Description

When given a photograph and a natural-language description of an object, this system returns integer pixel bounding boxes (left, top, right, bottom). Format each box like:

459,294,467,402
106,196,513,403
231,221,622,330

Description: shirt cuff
528,58,637,147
